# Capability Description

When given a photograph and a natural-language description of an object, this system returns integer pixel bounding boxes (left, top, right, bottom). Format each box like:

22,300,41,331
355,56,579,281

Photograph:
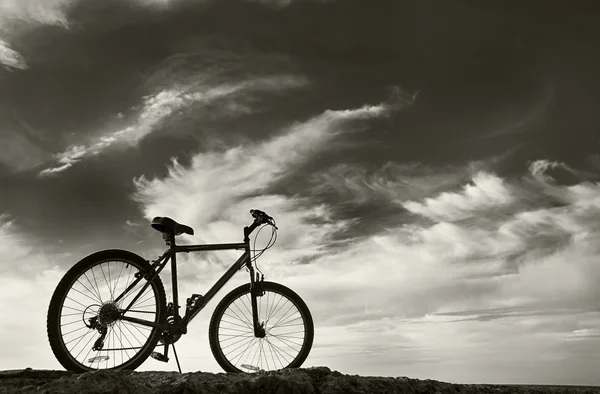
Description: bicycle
46,209,314,374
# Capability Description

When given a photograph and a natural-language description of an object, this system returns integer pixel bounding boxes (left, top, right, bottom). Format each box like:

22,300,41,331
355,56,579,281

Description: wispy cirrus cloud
0,39,27,69
132,98,399,245
39,75,307,176
127,97,405,373
402,172,517,222
0,0,72,30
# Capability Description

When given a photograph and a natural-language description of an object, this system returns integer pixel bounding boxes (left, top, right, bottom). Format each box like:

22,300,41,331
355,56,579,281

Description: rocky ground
1,367,599,394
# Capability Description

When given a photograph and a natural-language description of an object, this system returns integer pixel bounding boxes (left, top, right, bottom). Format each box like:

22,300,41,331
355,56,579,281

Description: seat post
162,232,176,247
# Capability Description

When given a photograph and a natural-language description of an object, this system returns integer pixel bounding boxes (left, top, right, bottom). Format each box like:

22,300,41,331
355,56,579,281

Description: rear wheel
209,281,314,373
47,249,166,372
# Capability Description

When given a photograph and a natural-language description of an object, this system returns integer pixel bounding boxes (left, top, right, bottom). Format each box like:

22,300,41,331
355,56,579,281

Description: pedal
150,352,169,363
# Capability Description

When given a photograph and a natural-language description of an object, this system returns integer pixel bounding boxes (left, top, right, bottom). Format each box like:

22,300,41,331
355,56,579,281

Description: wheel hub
98,302,120,326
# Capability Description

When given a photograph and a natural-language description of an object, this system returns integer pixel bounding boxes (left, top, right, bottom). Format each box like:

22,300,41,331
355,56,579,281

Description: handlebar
250,209,277,229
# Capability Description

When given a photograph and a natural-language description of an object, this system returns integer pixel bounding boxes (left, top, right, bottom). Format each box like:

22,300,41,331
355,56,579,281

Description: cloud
311,161,482,206
0,214,67,370
0,0,72,30
132,99,396,244
152,159,600,381
0,39,27,69
128,91,600,382
402,171,517,222
39,74,307,176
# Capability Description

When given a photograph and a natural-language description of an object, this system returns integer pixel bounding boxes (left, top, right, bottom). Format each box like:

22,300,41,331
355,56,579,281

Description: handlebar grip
250,209,272,220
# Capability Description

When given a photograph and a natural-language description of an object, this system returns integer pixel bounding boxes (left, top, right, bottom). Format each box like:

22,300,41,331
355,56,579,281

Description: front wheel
209,281,314,373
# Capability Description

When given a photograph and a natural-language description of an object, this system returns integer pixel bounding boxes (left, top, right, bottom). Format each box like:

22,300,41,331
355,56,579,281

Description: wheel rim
216,288,308,372
56,259,160,370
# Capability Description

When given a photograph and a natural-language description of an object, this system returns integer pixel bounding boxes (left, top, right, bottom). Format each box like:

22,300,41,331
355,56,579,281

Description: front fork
249,268,266,338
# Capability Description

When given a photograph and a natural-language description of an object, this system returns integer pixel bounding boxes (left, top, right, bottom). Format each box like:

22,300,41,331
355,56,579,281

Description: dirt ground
1,366,599,394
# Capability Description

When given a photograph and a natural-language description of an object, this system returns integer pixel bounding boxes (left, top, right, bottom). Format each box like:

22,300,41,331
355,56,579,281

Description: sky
1,0,600,386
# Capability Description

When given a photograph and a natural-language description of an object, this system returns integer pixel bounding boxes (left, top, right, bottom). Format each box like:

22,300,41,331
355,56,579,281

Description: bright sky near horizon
1,0,600,386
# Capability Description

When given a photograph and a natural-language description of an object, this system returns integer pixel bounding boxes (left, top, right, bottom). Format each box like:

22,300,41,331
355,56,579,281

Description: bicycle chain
122,309,156,314
96,346,144,351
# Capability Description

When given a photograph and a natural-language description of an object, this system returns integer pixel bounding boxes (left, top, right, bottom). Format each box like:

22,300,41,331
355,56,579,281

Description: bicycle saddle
151,216,194,236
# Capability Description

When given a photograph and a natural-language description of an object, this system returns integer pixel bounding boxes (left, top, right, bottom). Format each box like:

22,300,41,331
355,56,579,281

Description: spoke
221,334,255,351
135,293,157,308
225,305,253,330
241,294,254,317
62,325,90,336
271,313,302,329
75,279,102,304
121,321,153,332
231,338,258,366
266,293,284,324
116,321,135,361
265,336,287,367
62,305,85,313
90,268,103,303
271,334,304,339
65,329,93,347
74,330,98,360
219,333,255,338
107,262,113,304
105,326,111,369
220,326,251,334
269,304,296,330
112,261,126,300
131,302,157,311
271,330,305,336
265,337,283,369
271,334,302,351
223,312,253,330
272,335,302,350
99,263,113,300
220,319,253,330
121,320,151,338
260,339,269,370
61,312,83,318
220,333,254,343
250,339,260,367
83,272,103,303
224,336,256,358
65,296,91,311
234,296,254,324
264,337,296,361
123,266,134,298
266,298,290,327
61,320,82,328
265,291,270,321
120,321,145,347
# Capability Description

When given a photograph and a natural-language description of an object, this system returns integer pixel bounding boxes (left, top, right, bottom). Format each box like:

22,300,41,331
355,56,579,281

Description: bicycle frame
114,225,265,336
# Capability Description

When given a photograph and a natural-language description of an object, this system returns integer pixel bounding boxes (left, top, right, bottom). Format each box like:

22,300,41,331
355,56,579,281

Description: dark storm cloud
3,0,599,172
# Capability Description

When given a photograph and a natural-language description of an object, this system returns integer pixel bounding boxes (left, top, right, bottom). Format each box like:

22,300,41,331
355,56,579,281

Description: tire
47,249,166,372
209,281,314,373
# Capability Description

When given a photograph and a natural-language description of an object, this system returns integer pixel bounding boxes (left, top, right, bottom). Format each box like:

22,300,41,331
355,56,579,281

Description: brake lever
266,219,278,230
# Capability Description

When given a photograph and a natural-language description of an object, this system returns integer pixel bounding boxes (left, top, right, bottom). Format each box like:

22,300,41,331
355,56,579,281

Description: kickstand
172,342,182,374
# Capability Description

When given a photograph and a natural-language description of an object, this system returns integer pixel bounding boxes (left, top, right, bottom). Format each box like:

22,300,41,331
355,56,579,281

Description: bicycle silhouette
47,209,314,373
